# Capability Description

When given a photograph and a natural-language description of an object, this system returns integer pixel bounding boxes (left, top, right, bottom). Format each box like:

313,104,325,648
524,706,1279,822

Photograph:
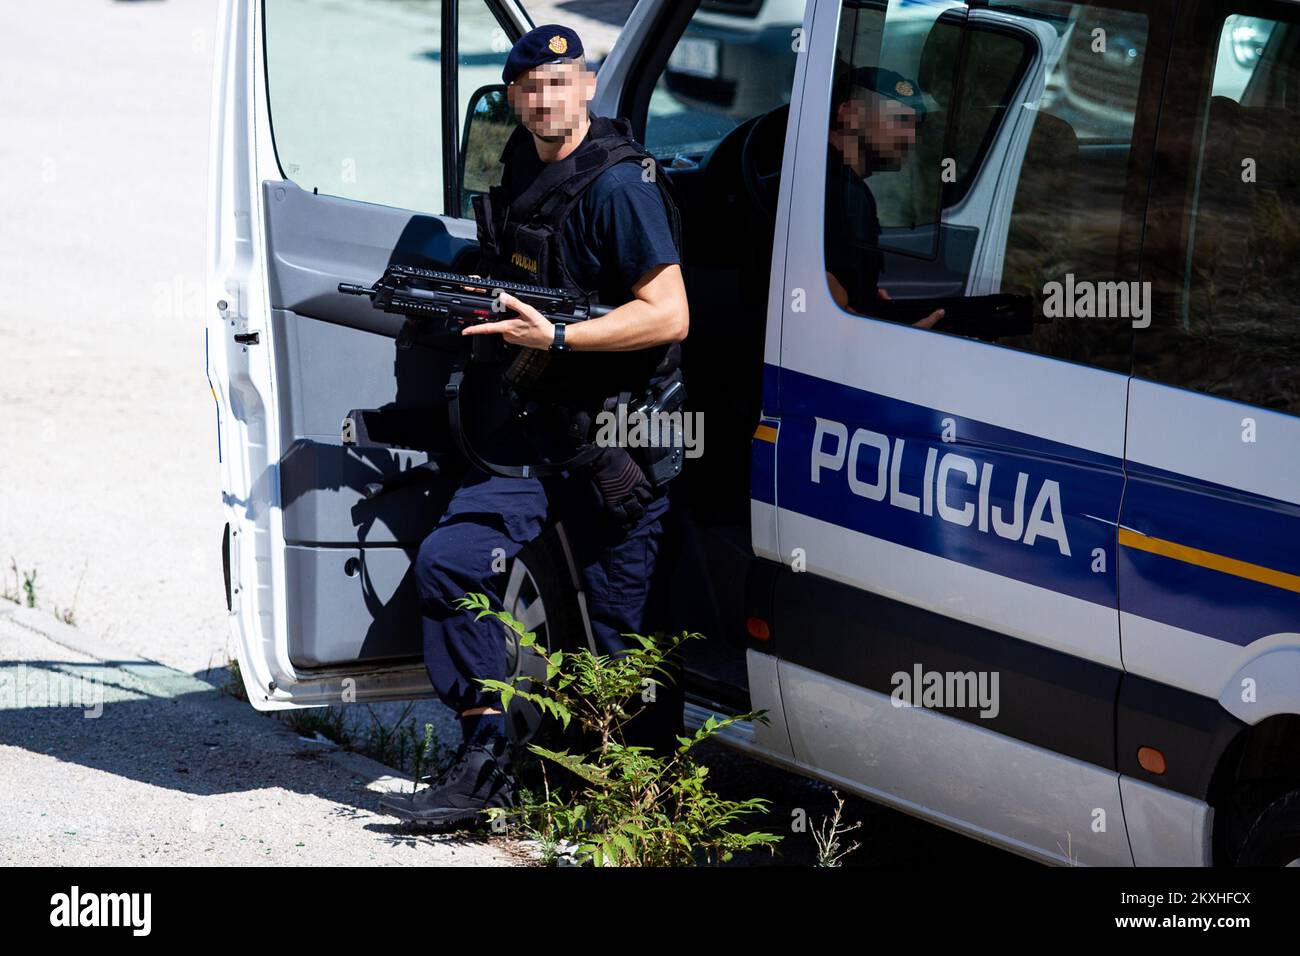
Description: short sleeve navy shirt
501,125,682,306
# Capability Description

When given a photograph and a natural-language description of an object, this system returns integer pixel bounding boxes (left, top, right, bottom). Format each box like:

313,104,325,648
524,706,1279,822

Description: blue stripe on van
1118,547,1300,647
1123,460,1300,573
766,365,1299,648
773,366,1123,611
1120,462,1300,646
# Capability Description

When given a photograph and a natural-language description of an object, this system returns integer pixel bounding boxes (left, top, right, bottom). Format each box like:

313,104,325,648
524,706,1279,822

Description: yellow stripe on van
1117,528,1300,595
753,424,778,444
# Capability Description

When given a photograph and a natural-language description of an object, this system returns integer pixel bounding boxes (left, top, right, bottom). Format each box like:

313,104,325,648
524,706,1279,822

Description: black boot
378,738,517,829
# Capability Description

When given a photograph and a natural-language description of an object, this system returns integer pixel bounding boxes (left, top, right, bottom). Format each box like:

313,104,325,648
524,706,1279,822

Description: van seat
1002,110,1081,298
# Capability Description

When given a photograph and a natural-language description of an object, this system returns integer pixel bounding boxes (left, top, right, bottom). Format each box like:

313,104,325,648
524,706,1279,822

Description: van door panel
260,182,481,674
1121,6,1300,733
210,0,536,707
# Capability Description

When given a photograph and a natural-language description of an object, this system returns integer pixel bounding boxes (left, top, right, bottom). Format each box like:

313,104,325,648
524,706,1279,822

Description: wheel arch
1208,712,1300,864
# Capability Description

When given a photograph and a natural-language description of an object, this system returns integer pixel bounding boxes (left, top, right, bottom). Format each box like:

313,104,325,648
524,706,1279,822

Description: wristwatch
549,322,569,352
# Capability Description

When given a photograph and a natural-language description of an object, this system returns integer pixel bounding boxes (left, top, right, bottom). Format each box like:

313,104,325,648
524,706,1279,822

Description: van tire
1235,787,1300,866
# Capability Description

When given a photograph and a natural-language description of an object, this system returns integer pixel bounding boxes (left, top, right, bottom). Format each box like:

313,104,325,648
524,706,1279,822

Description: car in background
652,0,955,162
662,0,805,120
1212,14,1275,99
1045,9,1275,140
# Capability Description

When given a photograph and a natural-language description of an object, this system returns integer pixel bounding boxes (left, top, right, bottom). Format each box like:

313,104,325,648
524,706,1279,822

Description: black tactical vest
471,115,683,409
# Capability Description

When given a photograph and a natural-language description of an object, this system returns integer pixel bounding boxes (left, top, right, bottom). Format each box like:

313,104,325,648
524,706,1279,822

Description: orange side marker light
1137,746,1167,775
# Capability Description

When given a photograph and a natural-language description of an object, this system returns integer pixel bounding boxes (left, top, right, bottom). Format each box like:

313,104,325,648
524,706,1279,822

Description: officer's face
509,61,596,141
837,92,920,172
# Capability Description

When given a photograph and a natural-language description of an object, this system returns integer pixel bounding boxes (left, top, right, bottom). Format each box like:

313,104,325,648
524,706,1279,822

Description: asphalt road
0,604,516,865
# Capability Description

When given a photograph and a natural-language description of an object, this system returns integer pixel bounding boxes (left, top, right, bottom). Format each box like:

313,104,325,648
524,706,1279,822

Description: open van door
206,0,558,711
207,0,672,712
206,0,535,710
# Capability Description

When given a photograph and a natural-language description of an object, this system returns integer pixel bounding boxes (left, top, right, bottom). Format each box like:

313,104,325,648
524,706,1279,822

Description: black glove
588,447,656,529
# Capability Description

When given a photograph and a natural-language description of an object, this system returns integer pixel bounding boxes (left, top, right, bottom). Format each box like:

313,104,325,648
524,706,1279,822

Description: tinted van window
1138,9,1300,415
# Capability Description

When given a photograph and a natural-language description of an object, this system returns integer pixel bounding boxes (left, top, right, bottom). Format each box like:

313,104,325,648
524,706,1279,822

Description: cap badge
549,35,569,55
895,80,914,97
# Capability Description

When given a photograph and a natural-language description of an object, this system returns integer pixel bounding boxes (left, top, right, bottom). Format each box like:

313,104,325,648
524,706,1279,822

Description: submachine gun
338,263,611,371
338,264,683,486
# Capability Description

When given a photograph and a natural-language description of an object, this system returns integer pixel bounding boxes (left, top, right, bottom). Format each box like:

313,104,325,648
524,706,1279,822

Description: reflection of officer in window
825,67,944,329
379,26,689,829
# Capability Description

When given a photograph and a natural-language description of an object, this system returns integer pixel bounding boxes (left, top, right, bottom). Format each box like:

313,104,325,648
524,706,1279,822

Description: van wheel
494,525,587,748
1236,788,1300,866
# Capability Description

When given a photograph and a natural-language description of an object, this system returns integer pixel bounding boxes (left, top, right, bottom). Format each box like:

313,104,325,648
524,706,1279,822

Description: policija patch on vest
511,251,539,276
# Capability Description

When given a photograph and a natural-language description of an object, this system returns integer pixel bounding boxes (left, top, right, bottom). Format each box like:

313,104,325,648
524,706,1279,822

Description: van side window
644,0,810,163
986,1,1153,370
822,1,1022,315
264,0,518,214
264,0,445,212
823,0,1159,374
1137,12,1300,416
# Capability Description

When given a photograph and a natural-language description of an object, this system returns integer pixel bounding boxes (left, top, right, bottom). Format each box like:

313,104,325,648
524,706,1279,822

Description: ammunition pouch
587,446,656,529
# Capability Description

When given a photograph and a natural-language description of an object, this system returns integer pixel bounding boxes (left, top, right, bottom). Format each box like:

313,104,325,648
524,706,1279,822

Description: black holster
622,368,688,487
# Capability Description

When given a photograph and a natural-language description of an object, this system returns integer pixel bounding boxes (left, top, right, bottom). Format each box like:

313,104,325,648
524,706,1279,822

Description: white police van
208,0,1300,865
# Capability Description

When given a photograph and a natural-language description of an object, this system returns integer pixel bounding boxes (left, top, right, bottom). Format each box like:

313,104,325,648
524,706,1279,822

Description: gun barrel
337,282,375,297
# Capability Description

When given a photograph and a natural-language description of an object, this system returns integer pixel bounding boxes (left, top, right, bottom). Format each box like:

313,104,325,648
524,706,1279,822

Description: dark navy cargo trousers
414,466,672,715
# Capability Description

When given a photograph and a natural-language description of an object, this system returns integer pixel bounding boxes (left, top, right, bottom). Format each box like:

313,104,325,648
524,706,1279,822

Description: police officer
378,25,689,829
824,66,945,329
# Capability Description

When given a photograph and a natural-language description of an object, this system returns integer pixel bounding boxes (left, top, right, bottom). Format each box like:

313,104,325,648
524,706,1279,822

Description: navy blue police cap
503,25,585,85
833,66,928,117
